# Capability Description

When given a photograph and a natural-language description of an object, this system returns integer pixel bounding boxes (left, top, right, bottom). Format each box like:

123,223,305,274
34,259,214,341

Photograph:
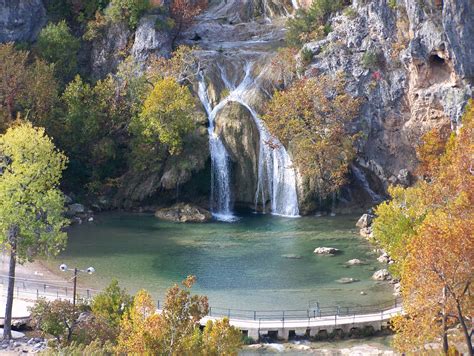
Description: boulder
155,203,212,223
397,169,411,187
356,213,373,228
346,258,363,265
68,203,85,215
314,247,340,255
372,269,392,281
359,227,373,239
132,15,172,63
377,253,390,264
0,0,46,43
215,101,260,204
393,282,401,296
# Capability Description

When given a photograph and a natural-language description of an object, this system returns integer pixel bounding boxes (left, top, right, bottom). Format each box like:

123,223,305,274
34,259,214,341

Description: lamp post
59,264,95,309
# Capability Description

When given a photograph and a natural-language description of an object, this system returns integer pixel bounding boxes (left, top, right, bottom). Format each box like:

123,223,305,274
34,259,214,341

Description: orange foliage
170,0,208,42
390,101,474,353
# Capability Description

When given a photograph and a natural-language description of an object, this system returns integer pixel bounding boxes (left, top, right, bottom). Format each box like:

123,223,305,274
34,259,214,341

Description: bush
286,0,345,46
361,49,384,70
105,0,150,29
300,47,314,65
36,21,80,83
343,7,358,19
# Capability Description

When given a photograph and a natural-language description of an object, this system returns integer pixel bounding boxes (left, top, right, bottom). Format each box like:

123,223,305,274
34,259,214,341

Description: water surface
47,213,393,310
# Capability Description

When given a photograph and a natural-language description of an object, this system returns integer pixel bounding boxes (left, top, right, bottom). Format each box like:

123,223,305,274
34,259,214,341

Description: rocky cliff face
1,0,472,214
298,0,473,211
0,0,46,43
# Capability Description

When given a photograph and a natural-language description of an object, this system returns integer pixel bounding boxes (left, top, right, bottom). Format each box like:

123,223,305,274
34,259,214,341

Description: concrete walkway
201,306,402,340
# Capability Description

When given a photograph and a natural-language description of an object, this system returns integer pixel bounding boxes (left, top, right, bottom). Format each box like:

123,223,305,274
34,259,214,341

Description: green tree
132,77,196,156
263,74,361,202
0,122,69,339
36,21,80,83
91,279,133,328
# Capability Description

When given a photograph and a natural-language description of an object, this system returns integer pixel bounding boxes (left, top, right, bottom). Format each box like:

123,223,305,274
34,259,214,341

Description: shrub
361,49,383,70
300,47,314,65
343,7,358,19
286,0,345,46
105,0,150,29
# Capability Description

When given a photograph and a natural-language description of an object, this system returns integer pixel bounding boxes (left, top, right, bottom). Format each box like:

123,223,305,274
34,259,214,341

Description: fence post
157,300,160,310
209,307,212,316
254,311,256,321
228,309,230,318
65,287,67,296
87,289,90,299
44,284,46,292
36,289,39,299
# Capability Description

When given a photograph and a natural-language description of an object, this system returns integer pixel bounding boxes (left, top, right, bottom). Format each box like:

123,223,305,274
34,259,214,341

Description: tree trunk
3,239,17,340
441,313,449,354
456,302,473,355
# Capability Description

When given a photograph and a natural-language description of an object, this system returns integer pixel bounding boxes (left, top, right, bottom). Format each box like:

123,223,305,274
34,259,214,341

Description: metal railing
0,275,401,323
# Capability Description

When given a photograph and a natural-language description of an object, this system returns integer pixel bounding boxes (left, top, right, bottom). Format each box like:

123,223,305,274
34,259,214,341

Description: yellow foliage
134,77,195,155
374,100,474,352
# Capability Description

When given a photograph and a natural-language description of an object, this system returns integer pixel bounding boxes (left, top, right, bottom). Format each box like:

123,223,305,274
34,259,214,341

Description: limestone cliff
297,0,473,212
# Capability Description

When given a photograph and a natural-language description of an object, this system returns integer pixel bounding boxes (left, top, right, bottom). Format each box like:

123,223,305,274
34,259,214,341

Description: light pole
59,264,95,309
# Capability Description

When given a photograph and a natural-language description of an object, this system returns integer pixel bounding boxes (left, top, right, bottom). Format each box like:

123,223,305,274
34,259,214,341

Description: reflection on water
46,213,393,310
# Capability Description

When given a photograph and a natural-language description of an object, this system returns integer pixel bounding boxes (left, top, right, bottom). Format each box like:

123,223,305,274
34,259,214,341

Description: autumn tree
373,101,474,353
0,44,58,132
29,299,88,344
147,45,201,84
131,77,196,156
105,0,150,29
0,122,69,339
202,318,243,355
169,0,208,44
263,74,361,202
117,276,210,354
271,47,299,89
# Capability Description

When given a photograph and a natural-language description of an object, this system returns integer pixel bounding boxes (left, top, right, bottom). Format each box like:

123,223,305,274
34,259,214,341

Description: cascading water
218,64,300,217
192,0,300,220
197,76,237,222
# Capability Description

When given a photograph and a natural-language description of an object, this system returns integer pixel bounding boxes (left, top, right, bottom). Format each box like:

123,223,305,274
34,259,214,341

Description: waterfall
197,76,237,222
219,64,300,217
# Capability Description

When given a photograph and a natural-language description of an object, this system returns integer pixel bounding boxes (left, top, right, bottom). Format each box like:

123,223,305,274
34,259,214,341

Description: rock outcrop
90,22,130,80
0,0,46,43
215,101,260,205
132,15,172,63
298,0,473,211
155,203,212,223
